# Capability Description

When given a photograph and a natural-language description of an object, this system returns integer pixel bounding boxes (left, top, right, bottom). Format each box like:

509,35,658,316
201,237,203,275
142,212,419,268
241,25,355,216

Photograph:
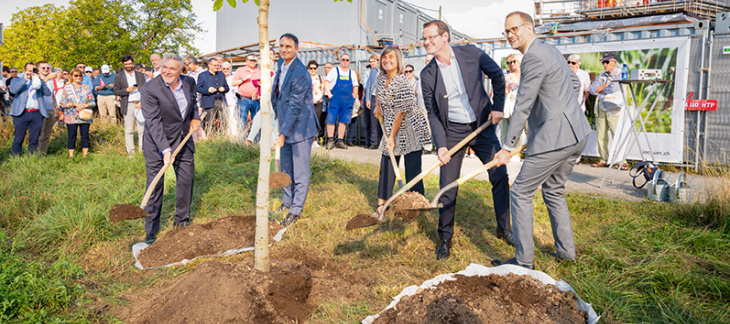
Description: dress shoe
496,229,515,246
435,239,451,260
280,212,299,227
491,258,534,270
326,140,335,150
549,253,576,263
335,140,348,150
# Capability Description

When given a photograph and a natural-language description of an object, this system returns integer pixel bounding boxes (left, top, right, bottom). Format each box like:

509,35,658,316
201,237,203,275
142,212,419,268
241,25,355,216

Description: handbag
601,92,624,111
351,97,362,119
78,108,93,120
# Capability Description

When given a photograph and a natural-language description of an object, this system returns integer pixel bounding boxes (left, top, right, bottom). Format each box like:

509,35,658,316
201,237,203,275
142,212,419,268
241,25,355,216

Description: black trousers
314,101,326,140
67,123,90,149
377,150,424,200
203,99,227,135
143,145,195,241
11,110,43,155
438,121,511,241
365,95,382,146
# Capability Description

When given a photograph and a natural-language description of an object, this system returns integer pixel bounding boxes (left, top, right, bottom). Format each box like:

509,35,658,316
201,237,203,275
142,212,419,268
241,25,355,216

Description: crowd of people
1,12,629,266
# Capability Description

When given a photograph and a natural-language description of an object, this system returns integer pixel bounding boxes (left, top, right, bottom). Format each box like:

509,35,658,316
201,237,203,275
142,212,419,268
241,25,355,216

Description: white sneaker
312,141,320,148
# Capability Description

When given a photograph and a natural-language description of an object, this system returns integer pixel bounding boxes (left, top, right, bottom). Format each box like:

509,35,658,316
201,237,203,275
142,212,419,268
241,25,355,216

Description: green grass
0,118,728,323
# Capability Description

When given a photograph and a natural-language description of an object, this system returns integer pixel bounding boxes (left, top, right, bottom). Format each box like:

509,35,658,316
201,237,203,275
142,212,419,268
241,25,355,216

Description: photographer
8,62,53,156
114,55,147,156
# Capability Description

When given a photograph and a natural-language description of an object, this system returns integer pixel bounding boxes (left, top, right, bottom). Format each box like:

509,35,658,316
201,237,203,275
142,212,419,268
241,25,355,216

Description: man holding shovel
420,20,511,260
492,12,590,269
140,53,201,243
272,33,318,227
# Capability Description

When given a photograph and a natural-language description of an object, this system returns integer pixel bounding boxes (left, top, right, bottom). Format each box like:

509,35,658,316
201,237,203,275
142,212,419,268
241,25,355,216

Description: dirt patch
390,192,433,221
137,216,283,268
109,204,148,222
128,260,314,324
373,273,588,324
270,172,291,189
346,212,382,231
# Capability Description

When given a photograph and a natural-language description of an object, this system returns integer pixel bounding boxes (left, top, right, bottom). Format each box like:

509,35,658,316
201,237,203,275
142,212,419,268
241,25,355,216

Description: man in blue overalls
323,53,359,150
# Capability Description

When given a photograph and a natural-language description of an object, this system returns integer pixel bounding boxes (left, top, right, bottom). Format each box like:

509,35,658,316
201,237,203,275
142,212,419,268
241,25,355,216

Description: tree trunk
254,0,272,273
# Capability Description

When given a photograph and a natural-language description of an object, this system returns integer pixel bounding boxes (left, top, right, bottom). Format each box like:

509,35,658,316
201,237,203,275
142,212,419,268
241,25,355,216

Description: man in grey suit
492,11,591,269
273,33,318,227
140,53,201,243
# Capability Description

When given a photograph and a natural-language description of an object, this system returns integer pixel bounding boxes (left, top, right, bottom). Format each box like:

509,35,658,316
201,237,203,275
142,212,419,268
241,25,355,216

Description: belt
25,109,40,112
449,121,477,127
129,101,140,104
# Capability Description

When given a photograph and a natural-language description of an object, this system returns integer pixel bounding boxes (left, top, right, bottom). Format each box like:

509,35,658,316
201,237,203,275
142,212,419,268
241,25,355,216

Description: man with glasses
37,61,59,155
419,19,511,260
567,54,591,113
232,54,261,136
196,58,229,136
114,55,147,156
8,62,54,156
76,63,94,90
6,67,19,108
589,52,628,170
492,11,590,270
363,54,381,149
324,53,358,150
94,65,117,124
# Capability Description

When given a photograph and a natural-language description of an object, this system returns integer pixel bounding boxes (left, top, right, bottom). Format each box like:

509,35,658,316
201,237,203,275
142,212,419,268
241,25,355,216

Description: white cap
85,66,93,72
101,65,111,74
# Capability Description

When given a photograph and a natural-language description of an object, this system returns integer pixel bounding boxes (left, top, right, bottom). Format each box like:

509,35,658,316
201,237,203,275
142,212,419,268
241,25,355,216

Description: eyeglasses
85,71,92,74
567,61,578,65
601,61,612,65
10,71,18,73
72,75,82,78
507,61,517,65
502,23,526,38
404,70,414,73
308,67,317,70
340,58,350,62
421,33,443,43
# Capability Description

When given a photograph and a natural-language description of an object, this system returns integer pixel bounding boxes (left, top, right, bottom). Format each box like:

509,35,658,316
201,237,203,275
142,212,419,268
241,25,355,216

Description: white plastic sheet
132,227,287,270
362,263,600,324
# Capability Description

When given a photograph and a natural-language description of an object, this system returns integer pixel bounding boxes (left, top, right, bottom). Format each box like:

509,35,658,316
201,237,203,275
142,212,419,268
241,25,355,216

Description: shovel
346,117,493,231
403,145,526,217
377,114,404,189
109,112,207,222
269,145,292,189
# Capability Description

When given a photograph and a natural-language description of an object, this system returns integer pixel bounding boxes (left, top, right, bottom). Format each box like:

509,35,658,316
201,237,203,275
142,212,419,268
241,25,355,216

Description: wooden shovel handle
140,112,206,209
377,115,404,186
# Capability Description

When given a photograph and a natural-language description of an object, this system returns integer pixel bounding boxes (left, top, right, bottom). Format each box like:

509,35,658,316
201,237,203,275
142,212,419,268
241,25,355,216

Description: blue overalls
326,68,354,124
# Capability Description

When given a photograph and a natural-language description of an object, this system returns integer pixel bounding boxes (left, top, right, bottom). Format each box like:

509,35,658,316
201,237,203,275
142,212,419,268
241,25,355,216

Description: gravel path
314,145,713,203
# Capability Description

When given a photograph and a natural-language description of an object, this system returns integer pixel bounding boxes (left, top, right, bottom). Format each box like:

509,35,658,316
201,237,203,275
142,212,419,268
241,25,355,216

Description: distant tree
0,0,203,70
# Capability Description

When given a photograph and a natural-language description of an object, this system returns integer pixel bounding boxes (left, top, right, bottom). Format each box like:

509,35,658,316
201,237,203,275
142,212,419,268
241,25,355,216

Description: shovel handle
378,118,493,220
377,115,404,188
140,111,207,209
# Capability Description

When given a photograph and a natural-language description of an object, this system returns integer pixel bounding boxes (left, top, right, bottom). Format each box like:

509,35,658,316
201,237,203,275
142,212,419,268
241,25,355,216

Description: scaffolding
535,0,730,23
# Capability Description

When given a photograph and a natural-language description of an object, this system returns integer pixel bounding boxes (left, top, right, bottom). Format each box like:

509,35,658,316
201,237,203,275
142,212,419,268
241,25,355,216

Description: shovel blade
345,213,382,231
109,204,149,222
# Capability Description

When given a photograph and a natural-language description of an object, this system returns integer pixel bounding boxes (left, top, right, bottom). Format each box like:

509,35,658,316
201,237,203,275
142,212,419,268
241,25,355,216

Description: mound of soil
109,204,148,222
137,216,283,268
346,213,382,230
373,273,588,324
128,260,313,324
390,192,432,221
270,172,291,189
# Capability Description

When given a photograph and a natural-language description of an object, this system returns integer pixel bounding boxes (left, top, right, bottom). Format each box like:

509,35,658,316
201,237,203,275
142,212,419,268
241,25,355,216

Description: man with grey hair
492,11,590,269
567,54,591,112
145,53,162,79
139,52,200,243
196,57,229,136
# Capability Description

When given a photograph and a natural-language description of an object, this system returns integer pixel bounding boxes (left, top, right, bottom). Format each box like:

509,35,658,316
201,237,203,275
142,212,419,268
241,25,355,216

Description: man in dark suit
420,20,511,260
272,33,318,227
114,55,148,155
195,58,229,136
140,53,201,243
492,12,591,269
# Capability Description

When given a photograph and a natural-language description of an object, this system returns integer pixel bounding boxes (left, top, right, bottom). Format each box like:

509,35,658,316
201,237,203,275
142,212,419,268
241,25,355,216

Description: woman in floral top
59,68,95,158
373,46,431,215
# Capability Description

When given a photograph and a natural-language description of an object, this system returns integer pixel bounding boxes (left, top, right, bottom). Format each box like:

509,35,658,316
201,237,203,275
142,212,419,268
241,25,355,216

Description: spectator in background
83,66,94,88
184,55,207,140
147,53,162,78
59,68,95,159
37,61,59,155
222,61,239,136
323,62,333,112
324,53,358,150
364,54,382,149
307,60,325,146
346,69,364,147
1,66,9,114
245,49,278,145
92,67,100,80
589,51,628,170
94,65,117,124
114,55,147,156
6,67,19,108
134,63,147,79
233,54,261,137
9,62,54,156
196,58,229,136
500,53,523,158
567,54,591,112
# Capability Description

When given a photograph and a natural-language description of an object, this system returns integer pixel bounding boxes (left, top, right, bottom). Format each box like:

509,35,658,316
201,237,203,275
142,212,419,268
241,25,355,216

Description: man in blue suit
195,58,229,136
272,33,317,227
9,62,54,156
420,20,511,260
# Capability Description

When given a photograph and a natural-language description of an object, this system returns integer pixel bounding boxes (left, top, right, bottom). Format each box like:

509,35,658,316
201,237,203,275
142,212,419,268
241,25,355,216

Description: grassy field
0,119,728,323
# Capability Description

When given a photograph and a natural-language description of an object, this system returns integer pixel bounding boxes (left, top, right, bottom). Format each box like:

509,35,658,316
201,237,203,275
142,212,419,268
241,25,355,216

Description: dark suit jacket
195,70,229,109
113,70,147,115
420,45,505,149
272,57,317,144
140,75,200,154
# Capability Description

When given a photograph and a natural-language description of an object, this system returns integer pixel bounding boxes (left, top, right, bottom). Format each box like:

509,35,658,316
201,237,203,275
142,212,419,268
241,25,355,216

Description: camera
33,67,39,74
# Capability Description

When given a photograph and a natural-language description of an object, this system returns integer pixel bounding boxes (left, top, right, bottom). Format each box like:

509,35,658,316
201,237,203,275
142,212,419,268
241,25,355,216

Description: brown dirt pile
109,204,148,222
128,260,314,324
270,172,291,189
373,273,588,324
137,216,283,268
390,192,432,221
